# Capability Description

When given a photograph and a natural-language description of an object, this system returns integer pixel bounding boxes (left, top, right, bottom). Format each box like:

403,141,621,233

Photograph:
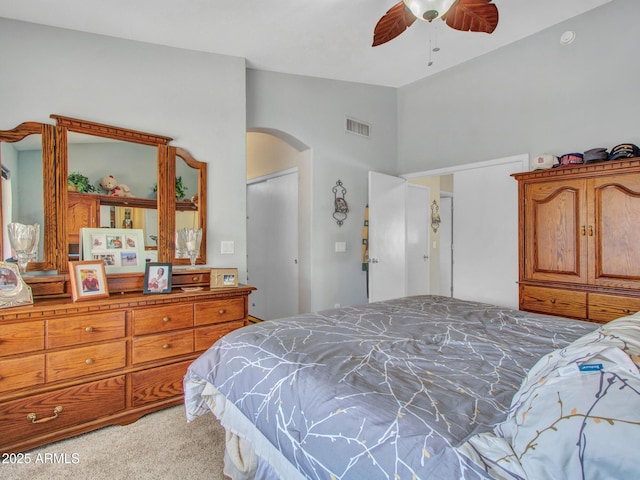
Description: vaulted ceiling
0,0,611,87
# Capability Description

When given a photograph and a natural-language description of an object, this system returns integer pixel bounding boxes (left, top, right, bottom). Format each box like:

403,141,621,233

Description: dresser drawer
0,355,44,393
131,360,192,407
588,293,640,323
0,321,44,356
195,320,245,351
520,285,587,319
194,297,245,326
133,304,193,335
47,311,126,348
132,331,193,364
46,341,127,382
0,376,125,450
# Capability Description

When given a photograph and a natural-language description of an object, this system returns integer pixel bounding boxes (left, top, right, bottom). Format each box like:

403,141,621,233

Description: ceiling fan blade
444,0,499,34
373,1,417,47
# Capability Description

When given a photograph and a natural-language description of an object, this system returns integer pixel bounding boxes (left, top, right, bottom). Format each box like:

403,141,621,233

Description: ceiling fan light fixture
404,0,456,22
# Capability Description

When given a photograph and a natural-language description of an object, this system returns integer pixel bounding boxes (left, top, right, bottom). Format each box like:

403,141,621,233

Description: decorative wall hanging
431,200,441,233
333,180,349,226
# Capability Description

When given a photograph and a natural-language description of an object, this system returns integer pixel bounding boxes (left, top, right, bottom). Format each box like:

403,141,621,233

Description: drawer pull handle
218,309,226,315
192,276,199,281
27,406,63,424
589,225,594,236
85,326,94,333
581,225,586,236
85,358,94,365
624,309,631,314
162,316,170,323
163,343,170,349
550,298,556,304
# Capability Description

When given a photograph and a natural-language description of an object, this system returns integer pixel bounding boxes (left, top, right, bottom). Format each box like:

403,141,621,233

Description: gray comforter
185,295,596,479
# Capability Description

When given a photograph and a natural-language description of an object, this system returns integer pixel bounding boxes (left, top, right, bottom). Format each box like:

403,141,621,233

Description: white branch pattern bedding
184,295,602,479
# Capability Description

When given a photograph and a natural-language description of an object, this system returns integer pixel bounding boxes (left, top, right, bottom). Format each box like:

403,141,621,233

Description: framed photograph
69,260,109,302
211,268,239,288
0,262,33,308
81,228,146,274
143,263,173,294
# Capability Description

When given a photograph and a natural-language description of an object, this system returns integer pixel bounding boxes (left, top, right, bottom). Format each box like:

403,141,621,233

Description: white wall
0,18,247,278
247,69,398,311
398,0,640,173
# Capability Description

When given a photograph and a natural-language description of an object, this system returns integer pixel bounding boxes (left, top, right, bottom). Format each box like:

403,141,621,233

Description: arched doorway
246,130,311,320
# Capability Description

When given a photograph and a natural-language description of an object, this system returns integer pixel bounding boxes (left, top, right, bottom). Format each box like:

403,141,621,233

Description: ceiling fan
373,0,499,47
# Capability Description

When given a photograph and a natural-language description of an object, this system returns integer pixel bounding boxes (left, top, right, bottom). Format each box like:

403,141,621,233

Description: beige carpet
1,405,226,480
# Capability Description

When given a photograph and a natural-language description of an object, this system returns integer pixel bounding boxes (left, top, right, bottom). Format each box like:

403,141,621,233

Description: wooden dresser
0,284,254,454
513,158,640,324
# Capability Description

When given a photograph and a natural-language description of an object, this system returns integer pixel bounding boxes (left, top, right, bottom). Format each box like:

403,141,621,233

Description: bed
184,295,640,479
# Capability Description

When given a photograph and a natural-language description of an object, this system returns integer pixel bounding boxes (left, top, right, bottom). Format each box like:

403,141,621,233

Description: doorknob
423,255,429,260
369,258,379,263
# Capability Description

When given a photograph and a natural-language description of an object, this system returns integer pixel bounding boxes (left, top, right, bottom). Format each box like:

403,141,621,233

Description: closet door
247,172,299,320
453,161,521,308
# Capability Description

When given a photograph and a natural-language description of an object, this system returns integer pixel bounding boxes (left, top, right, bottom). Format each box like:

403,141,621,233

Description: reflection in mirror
1,135,44,262
0,122,56,272
174,147,207,264
66,132,159,256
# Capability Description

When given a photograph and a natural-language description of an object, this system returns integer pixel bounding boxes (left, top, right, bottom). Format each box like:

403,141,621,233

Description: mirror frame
52,115,174,273
0,121,57,272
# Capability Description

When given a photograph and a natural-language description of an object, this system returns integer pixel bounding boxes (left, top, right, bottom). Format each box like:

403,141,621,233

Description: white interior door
452,160,522,308
247,171,299,319
439,194,453,297
407,184,430,296
368,171,406,302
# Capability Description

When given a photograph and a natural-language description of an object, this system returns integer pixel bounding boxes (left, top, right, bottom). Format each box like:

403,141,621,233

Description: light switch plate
335,241,346,253
221,241,235,254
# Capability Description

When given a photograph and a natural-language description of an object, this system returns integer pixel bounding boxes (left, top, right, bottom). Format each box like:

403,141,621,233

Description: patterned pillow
494,316,640,479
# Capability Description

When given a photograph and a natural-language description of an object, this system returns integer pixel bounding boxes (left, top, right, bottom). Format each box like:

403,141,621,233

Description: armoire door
524,178,588,284
590,172,640,288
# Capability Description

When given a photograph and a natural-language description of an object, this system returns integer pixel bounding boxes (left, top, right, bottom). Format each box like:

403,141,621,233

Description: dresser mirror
53,115,207,271
0,122,57,272
1,116,208,283
173,147,207,265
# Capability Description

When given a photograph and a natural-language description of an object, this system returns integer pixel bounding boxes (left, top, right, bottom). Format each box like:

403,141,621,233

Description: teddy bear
99,175,134,197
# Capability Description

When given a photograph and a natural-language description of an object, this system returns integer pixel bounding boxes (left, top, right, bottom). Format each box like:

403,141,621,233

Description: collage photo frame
80,228,146,274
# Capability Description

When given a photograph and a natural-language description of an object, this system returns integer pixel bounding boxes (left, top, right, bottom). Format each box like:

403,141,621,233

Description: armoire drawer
47,311,126,348
588,293,640,323
0,321,45,356
520,285,587,319
194,297,245,326
0,376,125,449
131,360,192,406
0,354,44,393
195,320,245,351
132,330,193,364
46,341,127,382
133,304,193,335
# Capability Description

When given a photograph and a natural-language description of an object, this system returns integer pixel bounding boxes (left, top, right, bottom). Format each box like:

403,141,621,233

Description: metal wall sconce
431,200,441,233
333,180,349,226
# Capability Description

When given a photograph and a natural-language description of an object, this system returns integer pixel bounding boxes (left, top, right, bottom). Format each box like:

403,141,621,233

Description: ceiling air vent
345,117,371,138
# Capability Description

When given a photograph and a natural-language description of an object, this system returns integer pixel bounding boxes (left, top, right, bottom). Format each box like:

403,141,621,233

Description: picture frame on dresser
80,228,146,274
69,260,109,302
0,261,33,308
143,262,172,294
210,268,239,288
